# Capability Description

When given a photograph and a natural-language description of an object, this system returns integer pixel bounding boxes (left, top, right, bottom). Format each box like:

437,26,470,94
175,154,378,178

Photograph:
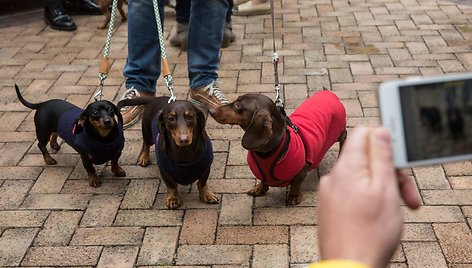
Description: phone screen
400,79,472,162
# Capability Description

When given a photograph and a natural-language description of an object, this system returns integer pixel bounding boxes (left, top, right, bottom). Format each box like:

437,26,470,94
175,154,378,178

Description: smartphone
378,72,472,168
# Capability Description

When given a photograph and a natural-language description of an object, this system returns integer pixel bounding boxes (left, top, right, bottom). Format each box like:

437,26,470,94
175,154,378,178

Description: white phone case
378,72,472,168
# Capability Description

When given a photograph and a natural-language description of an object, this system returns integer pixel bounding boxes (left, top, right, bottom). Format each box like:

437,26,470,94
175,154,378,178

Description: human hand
318,127,421,268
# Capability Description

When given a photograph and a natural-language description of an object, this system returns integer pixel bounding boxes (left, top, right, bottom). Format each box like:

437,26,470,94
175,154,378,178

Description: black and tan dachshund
98,0,127,29
15,84,126,187
117,96,219,209
210,90,347,205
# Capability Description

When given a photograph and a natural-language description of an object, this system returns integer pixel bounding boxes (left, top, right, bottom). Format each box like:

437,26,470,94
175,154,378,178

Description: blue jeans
175,0,233,23
123,0,228,94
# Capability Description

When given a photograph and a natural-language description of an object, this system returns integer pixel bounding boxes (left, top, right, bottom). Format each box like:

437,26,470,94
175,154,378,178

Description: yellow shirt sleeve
307,260,371,268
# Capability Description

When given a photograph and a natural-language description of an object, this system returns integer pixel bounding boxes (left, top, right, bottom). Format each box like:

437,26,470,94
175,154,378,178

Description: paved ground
1,0,472,267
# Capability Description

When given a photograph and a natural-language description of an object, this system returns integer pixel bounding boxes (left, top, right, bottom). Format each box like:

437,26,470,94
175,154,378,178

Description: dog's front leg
197,168,219,204
287,164,309,206
118,0,127,21
111,151,126,177
247,180,269,197
137,143,151,167
81,155,100,187
99,5,111,29
160,171,181,209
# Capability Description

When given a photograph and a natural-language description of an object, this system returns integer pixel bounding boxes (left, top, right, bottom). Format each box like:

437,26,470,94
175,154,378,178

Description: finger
336,127,371,170
369,128,397,189
397,172,421,210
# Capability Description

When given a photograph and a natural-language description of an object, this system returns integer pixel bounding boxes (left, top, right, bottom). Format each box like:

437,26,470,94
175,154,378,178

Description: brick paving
0,0,472,266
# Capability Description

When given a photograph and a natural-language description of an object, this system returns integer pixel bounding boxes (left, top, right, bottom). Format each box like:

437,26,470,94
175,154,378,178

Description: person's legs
44,0,77,31
170,0,235,51
121,0,165,128
222,0,236,47
233,0,270,16
188,0,230,110
169,0,190,50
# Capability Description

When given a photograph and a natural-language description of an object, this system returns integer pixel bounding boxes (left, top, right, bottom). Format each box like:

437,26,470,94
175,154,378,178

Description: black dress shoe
65,0,102,15
44,6,77,31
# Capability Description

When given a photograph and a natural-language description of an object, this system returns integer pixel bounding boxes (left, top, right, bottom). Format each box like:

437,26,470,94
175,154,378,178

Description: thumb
369,128,397,190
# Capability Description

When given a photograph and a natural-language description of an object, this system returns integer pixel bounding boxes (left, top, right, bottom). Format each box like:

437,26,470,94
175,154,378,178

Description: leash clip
272,51,279,64
163,74,177,103
94,73,107,101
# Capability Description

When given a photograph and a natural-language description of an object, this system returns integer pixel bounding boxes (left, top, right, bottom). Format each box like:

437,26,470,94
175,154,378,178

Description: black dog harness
56,107,125,165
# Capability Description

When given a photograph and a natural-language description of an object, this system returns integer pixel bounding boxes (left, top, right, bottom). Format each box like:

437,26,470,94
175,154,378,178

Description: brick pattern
1,0,472,266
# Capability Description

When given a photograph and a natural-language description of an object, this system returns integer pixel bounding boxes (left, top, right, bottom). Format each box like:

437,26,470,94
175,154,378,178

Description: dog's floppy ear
242,110,273,150
158,110,167,150
195,107,208,140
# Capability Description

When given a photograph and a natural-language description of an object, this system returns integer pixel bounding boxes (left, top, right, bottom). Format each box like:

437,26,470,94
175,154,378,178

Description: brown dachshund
210,90,347,205
117,96,219,209
15,84,126,187
98,0,127,29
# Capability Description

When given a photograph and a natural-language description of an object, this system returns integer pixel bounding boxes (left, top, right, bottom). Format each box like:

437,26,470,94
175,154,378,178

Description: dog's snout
178,134,190,145
103,117,113,126
209,108,217,116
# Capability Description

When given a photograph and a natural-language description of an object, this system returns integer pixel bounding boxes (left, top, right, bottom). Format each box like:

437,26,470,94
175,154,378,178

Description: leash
95,0,177,103
152,0,176,103
94,0,120,101
269,0,298,133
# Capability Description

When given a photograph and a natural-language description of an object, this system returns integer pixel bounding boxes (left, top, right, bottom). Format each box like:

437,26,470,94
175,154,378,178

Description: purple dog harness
56,107,125,165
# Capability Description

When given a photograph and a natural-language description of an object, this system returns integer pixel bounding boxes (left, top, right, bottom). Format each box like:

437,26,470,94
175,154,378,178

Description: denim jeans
123,0,228,94
175,0,233,23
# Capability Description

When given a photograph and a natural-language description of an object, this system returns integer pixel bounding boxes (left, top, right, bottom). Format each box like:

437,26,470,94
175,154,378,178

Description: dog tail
117,96,167,110
15,84,39,109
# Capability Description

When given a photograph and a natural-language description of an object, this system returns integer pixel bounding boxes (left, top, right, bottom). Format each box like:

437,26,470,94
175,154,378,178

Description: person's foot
169,22,189,51
222,21,236,48
65,0,102,15
232,1,270,16
120,87,154,129
189,81,230,110
165,0,176,8
234,0,250,6
44,5,77,31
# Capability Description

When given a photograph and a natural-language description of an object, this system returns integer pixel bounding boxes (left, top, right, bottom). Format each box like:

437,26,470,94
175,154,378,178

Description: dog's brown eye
92,110,99,116
167,116,175,123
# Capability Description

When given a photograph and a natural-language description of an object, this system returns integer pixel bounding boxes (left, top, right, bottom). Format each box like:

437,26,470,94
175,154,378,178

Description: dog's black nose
179,135,190,145
103,118,112,126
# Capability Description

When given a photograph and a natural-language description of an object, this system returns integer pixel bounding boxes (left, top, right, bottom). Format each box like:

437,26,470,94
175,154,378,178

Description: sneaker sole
122,112,143,130
188,97,207,109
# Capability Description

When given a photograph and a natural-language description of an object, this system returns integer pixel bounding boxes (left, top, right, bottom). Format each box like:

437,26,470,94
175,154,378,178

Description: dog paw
45,158,57,165
247,183,269,197
166,196,182,209
286,194,302,206
50,143,60,151
89,179,102,188
137,159,151,167
112,168,126,177
200,192,219,204
137,154,151,167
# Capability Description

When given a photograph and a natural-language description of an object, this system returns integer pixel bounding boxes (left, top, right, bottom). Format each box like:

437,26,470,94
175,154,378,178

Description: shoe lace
120,87,140,111
207,81,229,104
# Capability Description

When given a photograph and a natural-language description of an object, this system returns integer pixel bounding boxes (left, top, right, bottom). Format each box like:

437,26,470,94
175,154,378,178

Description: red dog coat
247,90,346,187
